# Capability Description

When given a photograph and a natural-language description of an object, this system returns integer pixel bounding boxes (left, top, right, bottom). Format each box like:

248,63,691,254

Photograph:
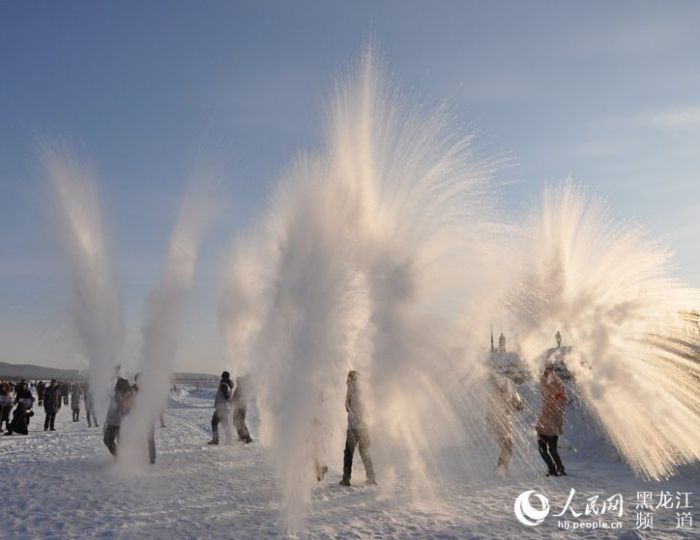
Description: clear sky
1,1,698,373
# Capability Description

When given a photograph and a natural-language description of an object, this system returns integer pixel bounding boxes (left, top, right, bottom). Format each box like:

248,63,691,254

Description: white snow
1,387,697,539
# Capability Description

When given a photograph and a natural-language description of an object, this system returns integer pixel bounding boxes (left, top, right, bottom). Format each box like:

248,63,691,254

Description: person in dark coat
36,380,45,406
208,371,233,445
340,370,375,486
232,376,253,444
4,402,29,435
14,380,35,428
43,379,59,431
61,382,69,405
103,378,134,458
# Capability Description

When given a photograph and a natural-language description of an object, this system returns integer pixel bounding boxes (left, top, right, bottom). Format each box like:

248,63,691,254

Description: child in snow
5,402,29,436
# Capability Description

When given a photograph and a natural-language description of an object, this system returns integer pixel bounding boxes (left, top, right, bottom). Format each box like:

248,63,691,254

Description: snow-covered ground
1,387,697,539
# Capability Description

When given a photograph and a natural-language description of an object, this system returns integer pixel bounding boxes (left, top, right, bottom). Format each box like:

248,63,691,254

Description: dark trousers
537,434,564,474
102,424,155,463
148,429,156,464
72,408,80,422
0,406,9,430
211,411,232,444
343,426,375,482
7,417,28,435
104,425,120,457
233,408,252,443
0,405,12,429
44,410,56,430
86,410,99,427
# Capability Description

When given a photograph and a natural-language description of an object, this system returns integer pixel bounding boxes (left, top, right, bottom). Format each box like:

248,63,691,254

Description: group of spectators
2,351,568,482
0,379,98,435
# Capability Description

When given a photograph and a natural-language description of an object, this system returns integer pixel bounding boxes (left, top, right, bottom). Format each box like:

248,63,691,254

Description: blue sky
1,1,698,371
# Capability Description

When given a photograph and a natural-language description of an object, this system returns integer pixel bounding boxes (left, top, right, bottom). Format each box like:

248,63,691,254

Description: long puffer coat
536,371,567,436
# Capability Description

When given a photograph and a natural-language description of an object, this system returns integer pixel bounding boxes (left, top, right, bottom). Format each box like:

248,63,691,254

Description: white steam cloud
219,49,514,530
510,182,700,480
120,185,216,467
44,146,124,417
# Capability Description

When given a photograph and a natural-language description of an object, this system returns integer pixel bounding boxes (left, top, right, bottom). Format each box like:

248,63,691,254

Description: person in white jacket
486,371,524,474
208,371,233,445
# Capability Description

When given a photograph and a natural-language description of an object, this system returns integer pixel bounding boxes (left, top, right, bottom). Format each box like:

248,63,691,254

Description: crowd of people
2,333,570,483
0,379,99,436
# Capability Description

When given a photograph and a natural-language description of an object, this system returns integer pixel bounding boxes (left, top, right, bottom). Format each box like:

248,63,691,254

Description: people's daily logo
514,490,550,526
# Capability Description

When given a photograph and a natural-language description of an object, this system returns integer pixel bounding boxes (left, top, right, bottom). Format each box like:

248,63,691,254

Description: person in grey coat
70,384,81,422
84,388,99,428
340,370,375,486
